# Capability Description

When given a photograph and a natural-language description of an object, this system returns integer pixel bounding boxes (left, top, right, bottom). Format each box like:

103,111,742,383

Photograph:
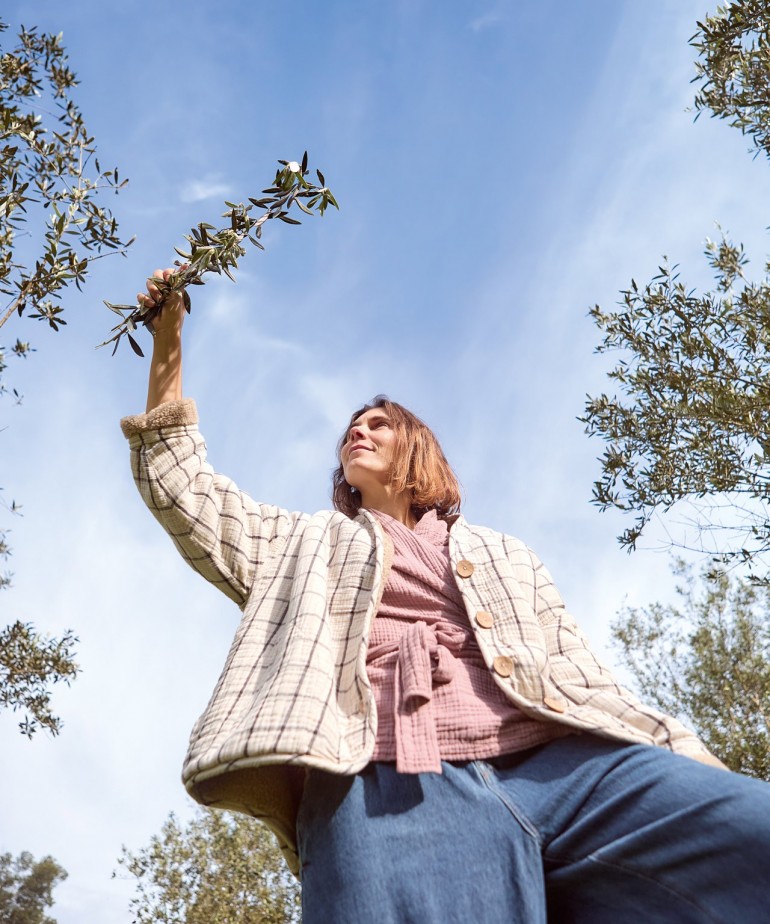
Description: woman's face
340,407,399,497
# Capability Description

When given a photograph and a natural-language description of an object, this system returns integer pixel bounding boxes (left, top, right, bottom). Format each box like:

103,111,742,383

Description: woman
122,270,770,923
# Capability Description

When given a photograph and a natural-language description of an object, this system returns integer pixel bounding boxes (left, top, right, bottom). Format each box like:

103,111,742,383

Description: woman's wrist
150,325,182,346
140,266,186,412
151,324,183,339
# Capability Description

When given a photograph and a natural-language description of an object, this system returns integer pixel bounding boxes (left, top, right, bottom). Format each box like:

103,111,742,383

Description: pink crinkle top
367,509,571,774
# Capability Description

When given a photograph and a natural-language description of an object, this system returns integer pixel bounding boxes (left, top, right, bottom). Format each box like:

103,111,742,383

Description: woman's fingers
139,266,186,333
145,267,166,303
140,267,181,307
138,266,188,337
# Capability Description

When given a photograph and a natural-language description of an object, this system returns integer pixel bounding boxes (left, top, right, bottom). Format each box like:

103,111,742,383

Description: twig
99,152,338,357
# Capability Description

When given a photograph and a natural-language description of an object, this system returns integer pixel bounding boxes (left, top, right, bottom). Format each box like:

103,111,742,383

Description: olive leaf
100,154,338,356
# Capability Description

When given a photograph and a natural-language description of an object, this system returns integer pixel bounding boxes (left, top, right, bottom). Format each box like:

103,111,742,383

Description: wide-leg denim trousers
297,734,770,923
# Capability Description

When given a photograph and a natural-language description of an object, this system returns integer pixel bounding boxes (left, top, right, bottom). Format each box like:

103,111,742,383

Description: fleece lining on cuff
120,398,199,438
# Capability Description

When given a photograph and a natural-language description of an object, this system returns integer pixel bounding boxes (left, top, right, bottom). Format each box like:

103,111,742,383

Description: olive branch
100,152,338,356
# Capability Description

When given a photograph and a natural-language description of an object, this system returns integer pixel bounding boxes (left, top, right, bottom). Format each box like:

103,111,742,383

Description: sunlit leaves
692,0,770,160
101,153,338,355
0,19,133,335
116,809,301,924
582,244,770,562
0,620,80,738
0,849,68,924
583,2,770,574
612,561,770,780
0,19,121,737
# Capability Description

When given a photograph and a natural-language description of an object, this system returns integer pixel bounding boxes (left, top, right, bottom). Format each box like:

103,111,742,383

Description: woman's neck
361,487,416,529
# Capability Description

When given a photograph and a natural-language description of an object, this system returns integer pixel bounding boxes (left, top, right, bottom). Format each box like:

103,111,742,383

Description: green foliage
117,809,301,924
0,850,67,924
0,19,132,334
612,562,770,780
582,243,770,563
587,2,770,774
0,15,131,735
692,0,770,158
102,152,338,357
0,337,32,592
0,620,79,737
582,1,770,574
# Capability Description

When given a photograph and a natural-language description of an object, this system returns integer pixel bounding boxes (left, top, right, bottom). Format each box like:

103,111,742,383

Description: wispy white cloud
201,287,304,352
180,176,233,203
442,0,770,650
469,9,504,32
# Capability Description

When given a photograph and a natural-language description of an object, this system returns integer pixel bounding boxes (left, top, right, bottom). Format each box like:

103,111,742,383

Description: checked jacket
121,398,711,875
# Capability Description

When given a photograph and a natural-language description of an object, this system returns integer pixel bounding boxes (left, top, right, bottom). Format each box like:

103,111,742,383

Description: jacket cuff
120,398,199,438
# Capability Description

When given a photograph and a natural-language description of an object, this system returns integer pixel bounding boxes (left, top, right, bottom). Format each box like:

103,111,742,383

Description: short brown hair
331,395,462,520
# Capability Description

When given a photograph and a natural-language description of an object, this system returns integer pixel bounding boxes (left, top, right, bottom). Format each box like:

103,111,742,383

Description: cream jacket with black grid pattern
121,398,711,876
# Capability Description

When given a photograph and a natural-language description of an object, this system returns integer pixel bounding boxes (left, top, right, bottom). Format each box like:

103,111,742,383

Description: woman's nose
349,424,366,441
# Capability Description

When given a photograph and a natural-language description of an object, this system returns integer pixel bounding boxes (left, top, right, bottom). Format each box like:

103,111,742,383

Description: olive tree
0,850,67,924
585,1,770,778
1,18,132,734
583,1,770,577
612,561,770,780
116,809,301,924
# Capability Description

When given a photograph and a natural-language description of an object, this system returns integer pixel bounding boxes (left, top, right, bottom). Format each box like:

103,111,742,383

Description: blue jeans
297,735,770,923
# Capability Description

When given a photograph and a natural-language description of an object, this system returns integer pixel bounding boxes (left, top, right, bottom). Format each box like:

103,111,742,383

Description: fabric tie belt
367,620,470,774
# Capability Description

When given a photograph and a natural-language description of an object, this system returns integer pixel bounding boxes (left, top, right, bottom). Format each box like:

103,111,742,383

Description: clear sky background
3,2,770,921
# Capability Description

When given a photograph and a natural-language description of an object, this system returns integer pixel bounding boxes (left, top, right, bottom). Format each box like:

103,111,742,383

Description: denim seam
545,851,727,924
473,760,542,843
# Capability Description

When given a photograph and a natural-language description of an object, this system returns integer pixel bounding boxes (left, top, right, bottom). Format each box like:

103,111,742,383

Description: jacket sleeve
528,548,715,761
121,399,300,608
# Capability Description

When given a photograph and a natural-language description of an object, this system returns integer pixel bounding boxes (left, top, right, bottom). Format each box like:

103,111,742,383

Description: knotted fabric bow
368,620,468,773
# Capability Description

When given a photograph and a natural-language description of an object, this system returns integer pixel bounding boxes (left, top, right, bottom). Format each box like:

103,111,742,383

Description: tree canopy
692,0,770,159
583,0,770,576
1,17,131,734
585,0,770,781
0,20,132,336
0,850,67,924
0,620,79,737
116,809,301,924
612,561,770,780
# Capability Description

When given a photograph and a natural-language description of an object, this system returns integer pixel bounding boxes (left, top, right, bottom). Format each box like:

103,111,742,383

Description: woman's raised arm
139,267,186,412
121,267,304,605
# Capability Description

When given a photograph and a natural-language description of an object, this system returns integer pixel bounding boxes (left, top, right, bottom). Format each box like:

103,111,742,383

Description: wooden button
492,655,514,678
456,560,474,578
543,695,568,713
475,611,494,629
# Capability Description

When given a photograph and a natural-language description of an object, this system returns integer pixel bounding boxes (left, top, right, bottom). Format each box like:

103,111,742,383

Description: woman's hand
137,267,187,337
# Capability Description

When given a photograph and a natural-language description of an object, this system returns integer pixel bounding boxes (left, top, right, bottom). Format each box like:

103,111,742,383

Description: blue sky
3,2,770,921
